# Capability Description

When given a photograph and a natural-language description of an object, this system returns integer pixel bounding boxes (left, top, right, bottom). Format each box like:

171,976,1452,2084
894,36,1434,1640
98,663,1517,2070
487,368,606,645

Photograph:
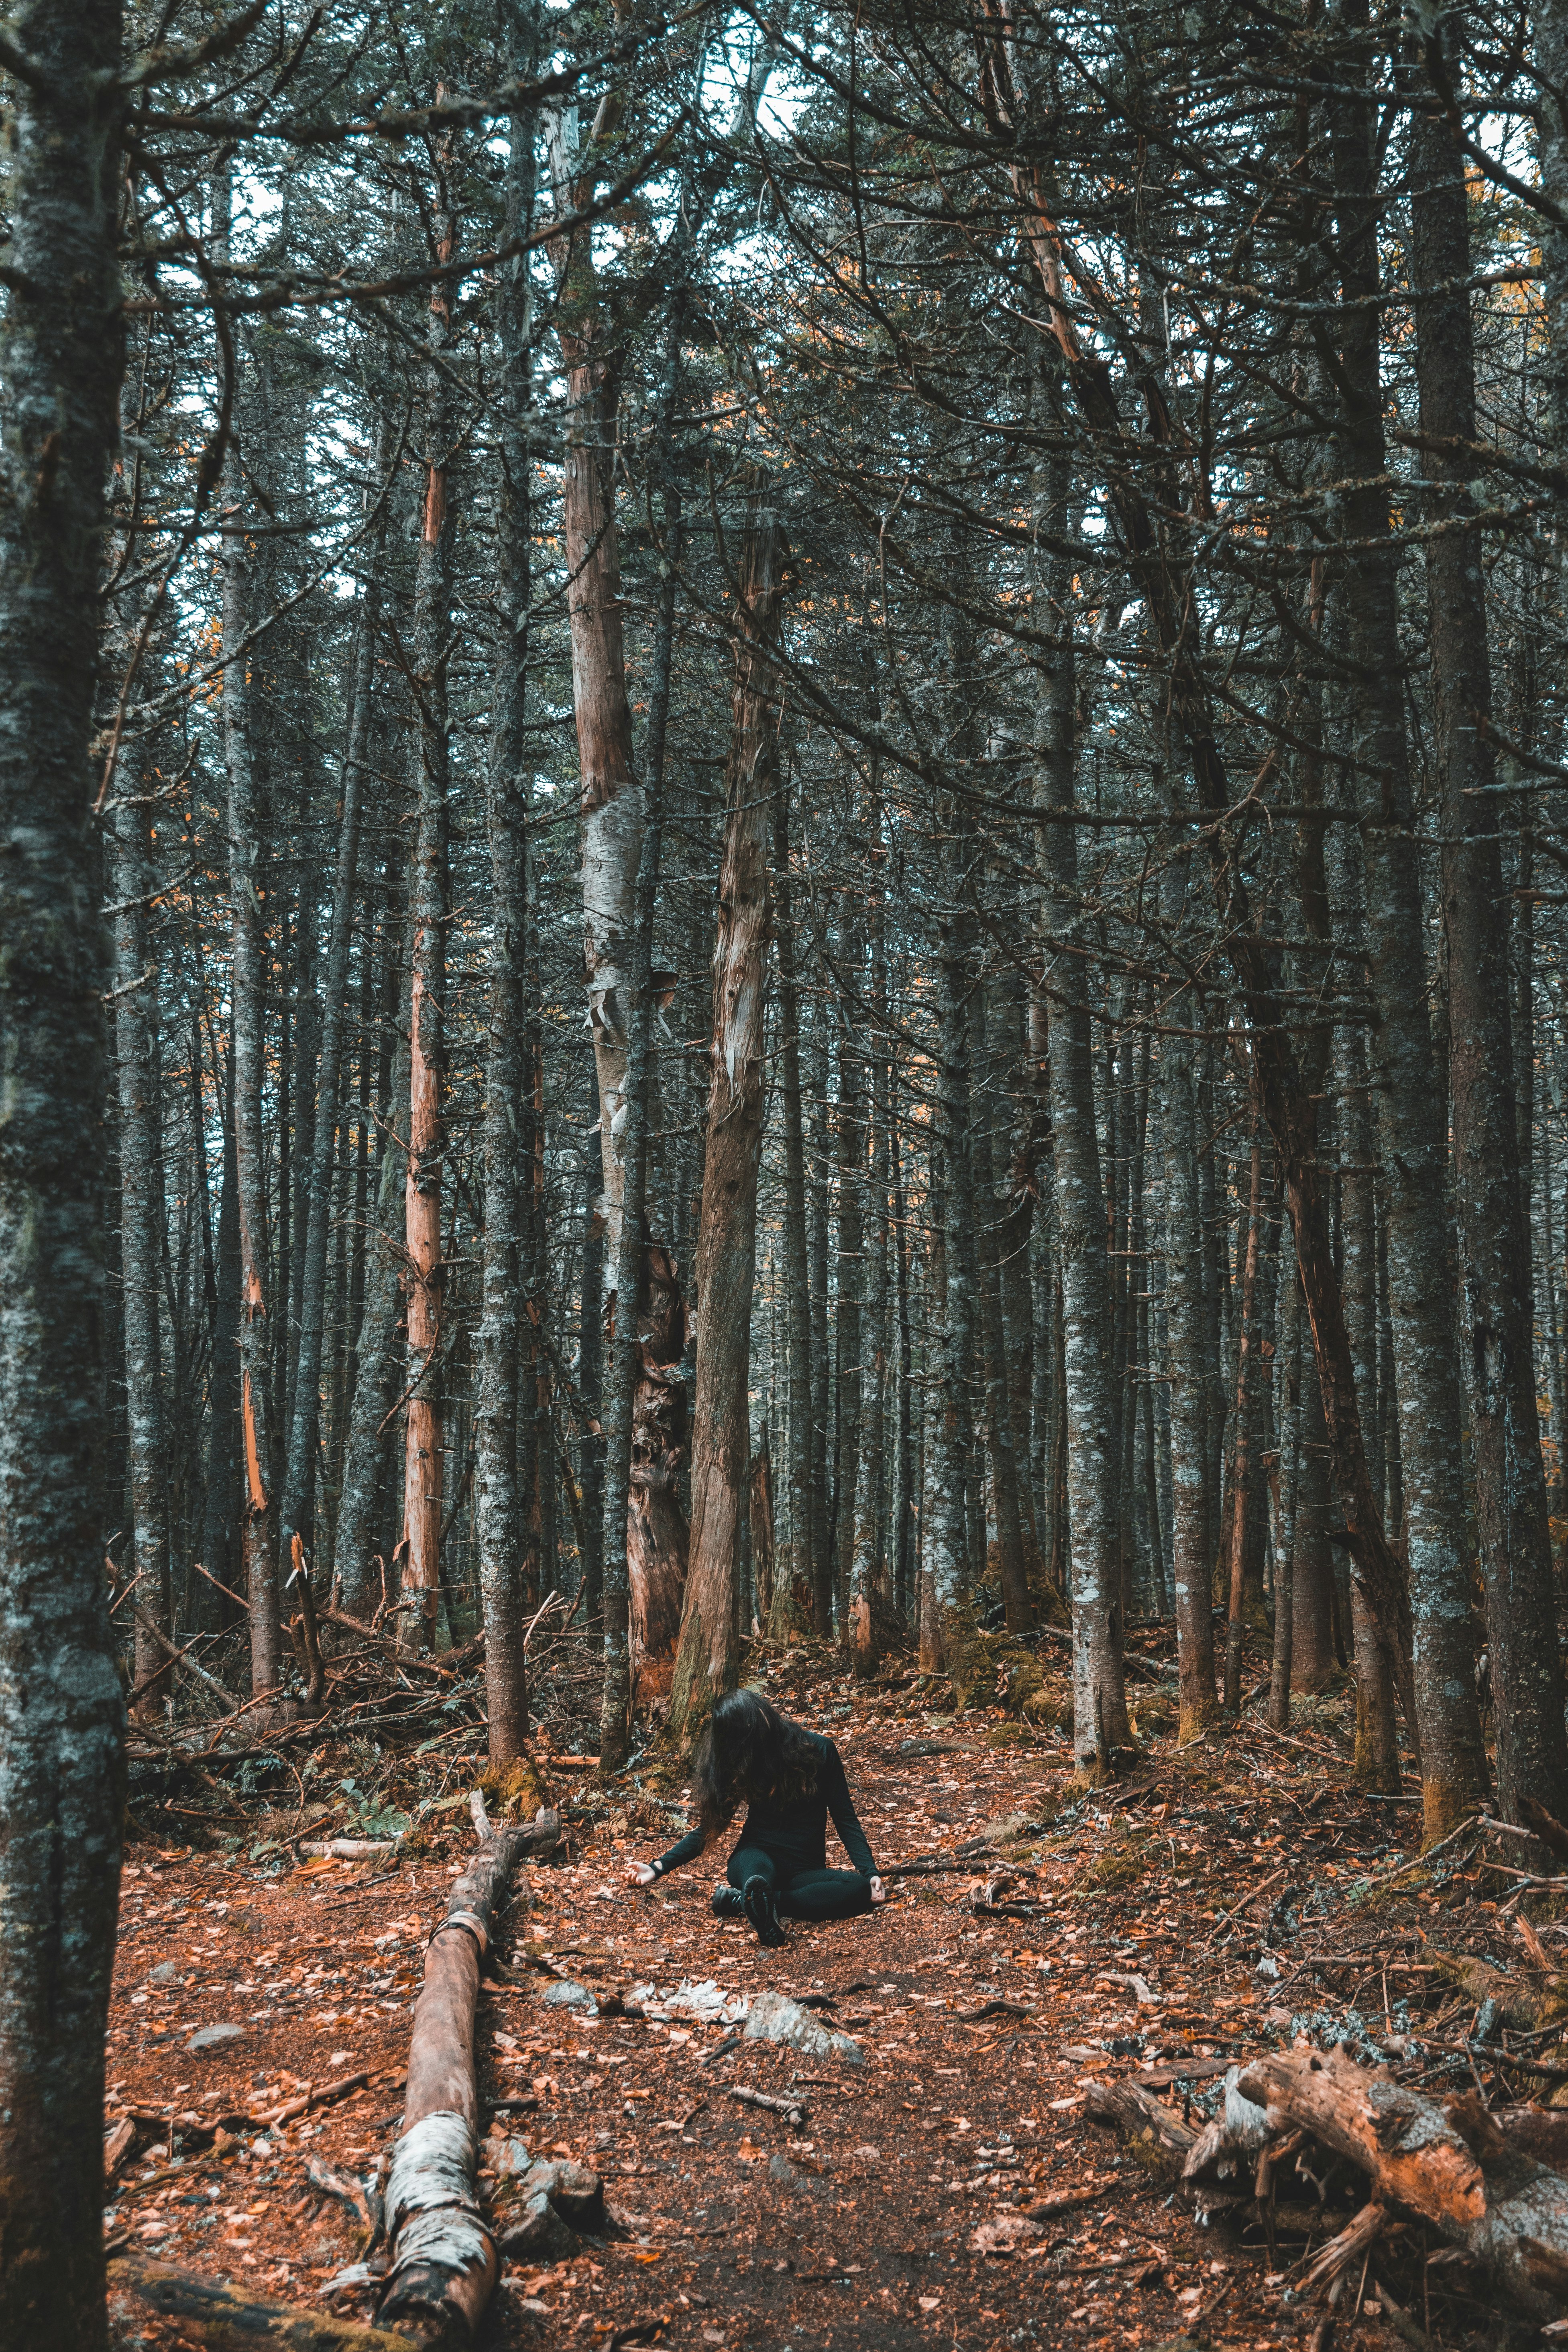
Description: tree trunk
1032,375,1130,1775
0,8,126,2342
402,141,458,1656
1158,847,1219,1740
1270,1255,1304,1727
852,920,892,1672
1222,1084,1265,1715
772,759,816,1635
335,899,412,1623
921,918,974,1678
598,285,688,1760
832,918,865,1636
1409,35,1568,1823
200,1043,244,1625
477,19,538,1756
892,1134,916,1622
548,108,643,1265
577,1090,606,1629
110,742,171,1712
214,163,281,1699
669,510,784,1737
969,959,1031,1630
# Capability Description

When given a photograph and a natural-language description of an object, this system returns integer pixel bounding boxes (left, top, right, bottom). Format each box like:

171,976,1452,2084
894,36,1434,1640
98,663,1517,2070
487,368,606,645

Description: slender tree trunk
969,963,1031,1629
832,916,865,1634
335,959,411,1623
1293,1354,1336,1691
110,746,171,1710
852,897,892,1671
892,1134,915,1621
402,141,458,1655
201,1043,243,1623
0,8,126,2340
577,1090,606,1629
773,759,815,1635
922,914,975,1677
1223,1096,1264,1713
1032,377,1130,1776
598,282,688,1761
214,165,281,1698
668,511,784,1735
548,108,643,1264
1270,1255,1304,1728
1407,43,1568,1821
477,19,538,1755
1159,847,1220,1739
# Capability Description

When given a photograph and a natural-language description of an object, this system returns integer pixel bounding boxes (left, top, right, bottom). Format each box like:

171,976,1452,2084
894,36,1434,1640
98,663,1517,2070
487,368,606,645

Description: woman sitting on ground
624,1687,886,1946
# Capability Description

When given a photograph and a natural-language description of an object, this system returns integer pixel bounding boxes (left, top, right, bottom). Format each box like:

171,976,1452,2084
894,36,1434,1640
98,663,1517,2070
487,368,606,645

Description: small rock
743,1989,862,2066
516,2159,604,2232
492,2137,532,2177
186,2023,244,2052
540,1979,598,2015
768,2153,804,2191
499,2188,580,2263
897,1739,959,1758
970,2213,1043,2254
147,1962,178,1986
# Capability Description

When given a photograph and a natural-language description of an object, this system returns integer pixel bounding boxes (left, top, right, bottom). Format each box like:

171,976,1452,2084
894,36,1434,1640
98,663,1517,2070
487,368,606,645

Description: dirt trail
106,1659,1507,2352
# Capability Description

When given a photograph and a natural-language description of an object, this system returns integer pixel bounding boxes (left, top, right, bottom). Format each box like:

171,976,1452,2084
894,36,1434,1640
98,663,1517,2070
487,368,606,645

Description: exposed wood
1239,2041,1568,2315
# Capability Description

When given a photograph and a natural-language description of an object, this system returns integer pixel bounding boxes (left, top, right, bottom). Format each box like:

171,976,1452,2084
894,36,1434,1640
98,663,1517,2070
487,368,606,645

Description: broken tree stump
1239,2042,1568,2315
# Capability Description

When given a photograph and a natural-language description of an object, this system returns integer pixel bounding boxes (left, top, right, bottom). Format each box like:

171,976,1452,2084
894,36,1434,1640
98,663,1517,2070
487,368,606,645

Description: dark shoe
712,1883,745,1919
743,1875,787,1948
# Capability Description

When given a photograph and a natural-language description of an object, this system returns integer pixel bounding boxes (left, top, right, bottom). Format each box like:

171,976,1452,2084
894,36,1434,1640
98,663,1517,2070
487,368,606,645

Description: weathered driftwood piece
1239,2043,1568,2314
377,1802,560,2341
110,2256,418,2351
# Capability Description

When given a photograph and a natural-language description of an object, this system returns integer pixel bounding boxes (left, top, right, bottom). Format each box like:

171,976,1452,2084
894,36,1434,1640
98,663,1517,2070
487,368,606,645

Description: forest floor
105,1638,1560,2352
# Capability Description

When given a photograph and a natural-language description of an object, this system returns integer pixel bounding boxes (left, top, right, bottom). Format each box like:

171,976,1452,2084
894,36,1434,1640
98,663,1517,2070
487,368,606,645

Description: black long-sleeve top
652,1732,876,1881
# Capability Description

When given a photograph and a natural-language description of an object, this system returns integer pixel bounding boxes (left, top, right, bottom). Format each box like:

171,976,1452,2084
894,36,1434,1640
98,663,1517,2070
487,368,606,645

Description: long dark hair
691,1689,820,1843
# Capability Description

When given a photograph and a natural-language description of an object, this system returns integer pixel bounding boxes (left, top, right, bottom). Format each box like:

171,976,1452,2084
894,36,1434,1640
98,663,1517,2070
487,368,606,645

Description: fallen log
1239,2042,1568,2316
109,2256,417,2351
376,1800,560,2340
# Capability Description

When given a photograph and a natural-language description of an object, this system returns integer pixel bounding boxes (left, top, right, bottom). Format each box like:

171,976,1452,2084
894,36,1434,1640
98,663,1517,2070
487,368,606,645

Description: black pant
728,1844,873,1921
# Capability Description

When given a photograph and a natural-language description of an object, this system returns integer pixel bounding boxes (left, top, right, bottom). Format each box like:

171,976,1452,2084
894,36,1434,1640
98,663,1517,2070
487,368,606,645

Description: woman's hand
624,1861,658,1888
869,1874,886,1906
